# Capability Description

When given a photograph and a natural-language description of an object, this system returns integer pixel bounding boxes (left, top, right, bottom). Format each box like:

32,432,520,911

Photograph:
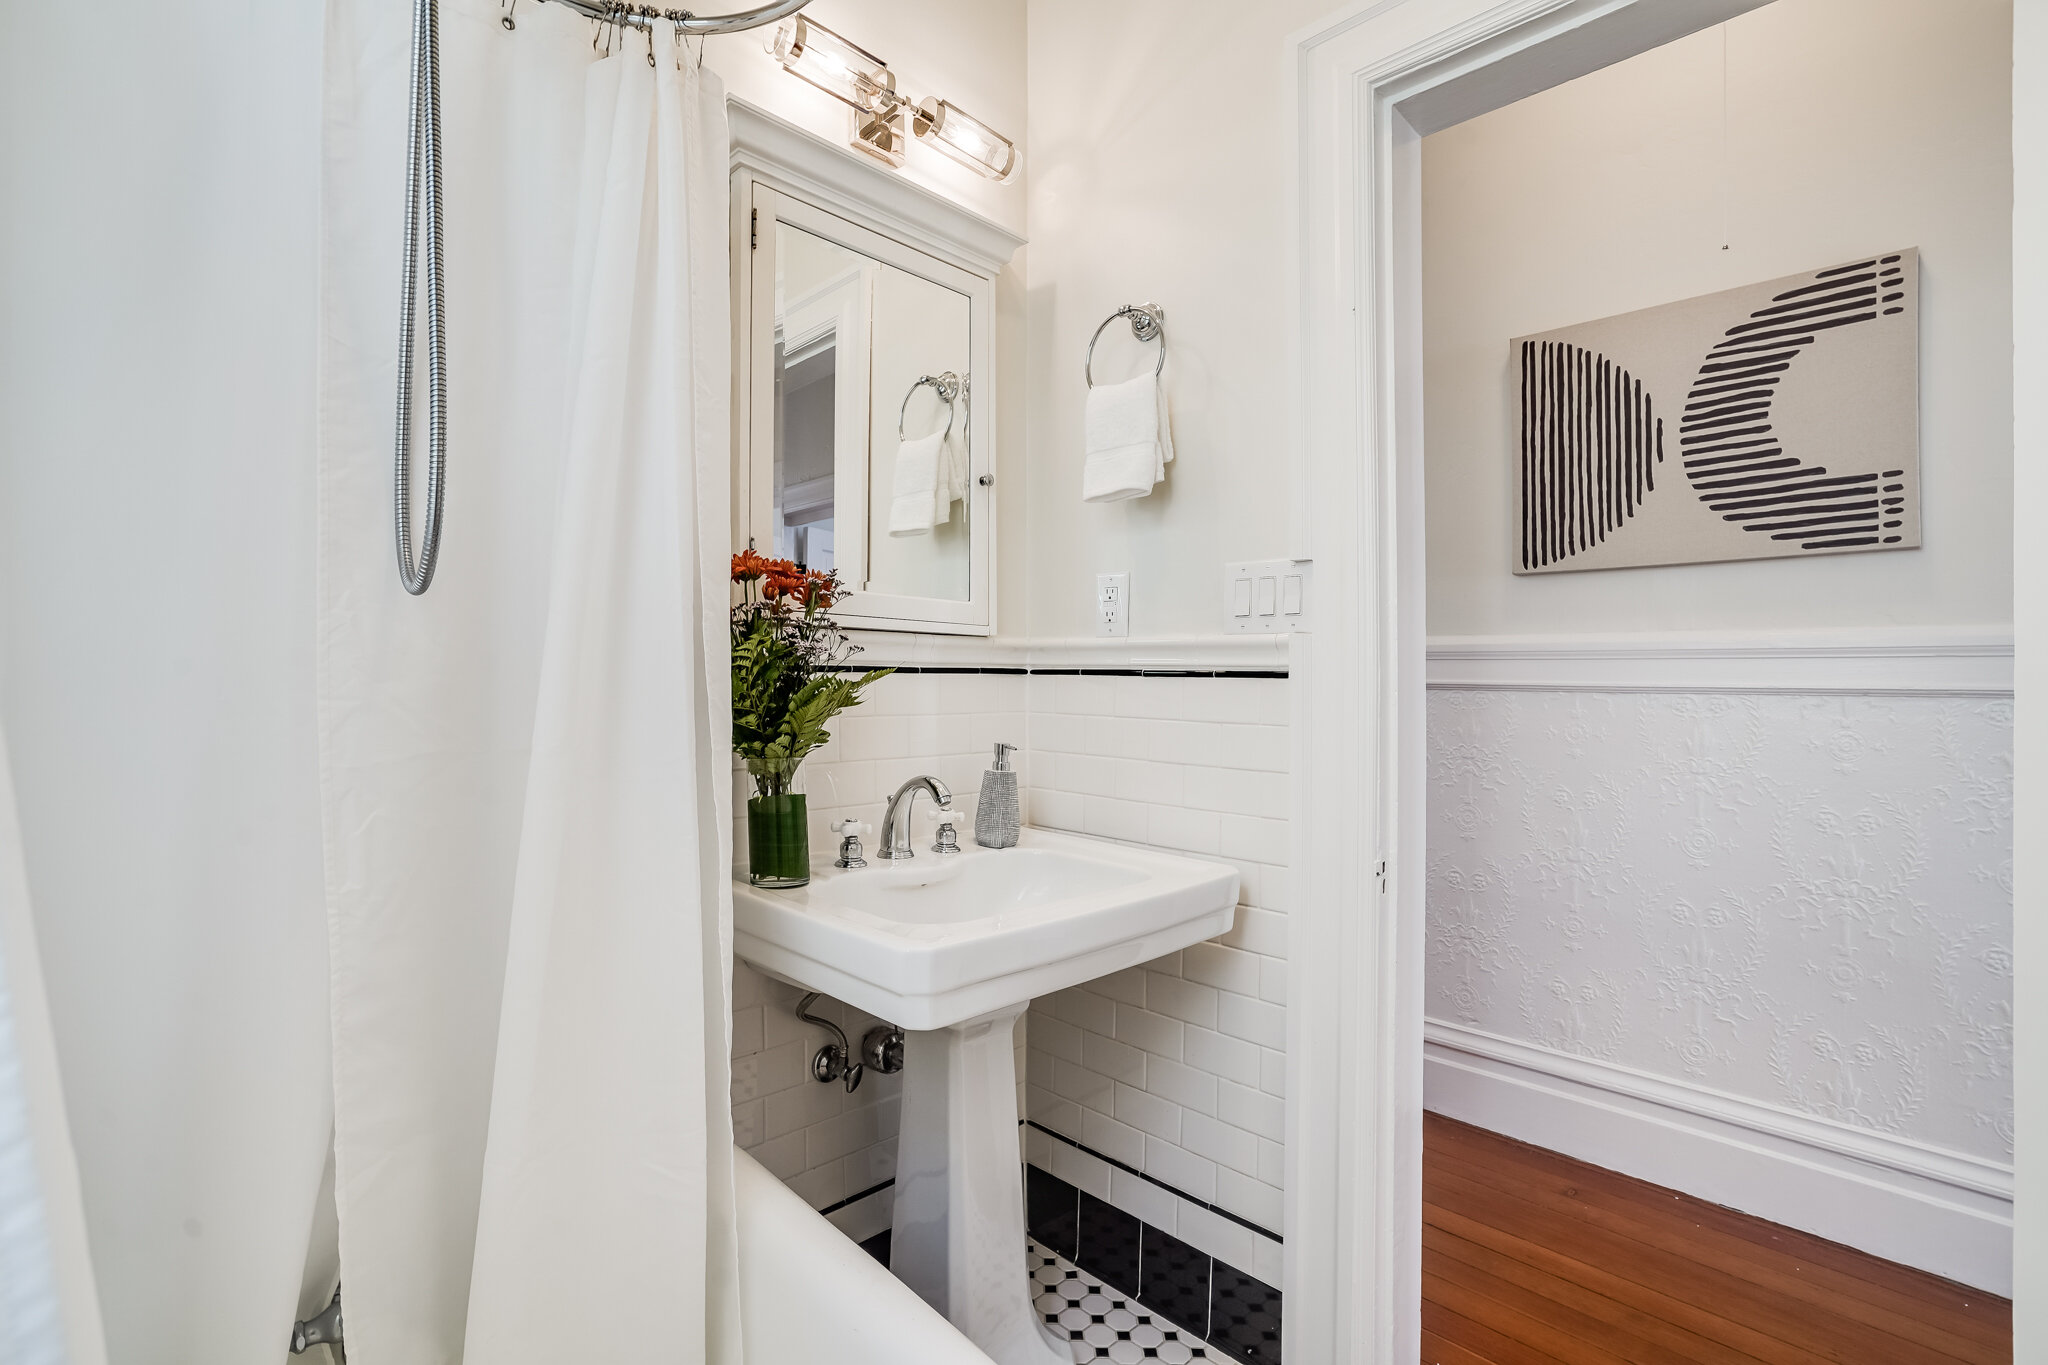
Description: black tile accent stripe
822,1165,1283,1363
1026,1120,1284,1244
826,665,1031,675
1027,1165,1079,1259
825,664,1290,679
1210,1259,1284,1365
1026,1167,1283,1365
1078,1191,1142,1297
816,1176,893,1218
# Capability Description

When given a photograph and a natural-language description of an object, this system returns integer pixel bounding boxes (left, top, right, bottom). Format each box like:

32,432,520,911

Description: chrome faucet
878,775,952,860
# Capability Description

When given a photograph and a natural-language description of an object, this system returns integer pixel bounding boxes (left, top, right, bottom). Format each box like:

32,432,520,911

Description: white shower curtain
319,3,738,1359
461,42,741,1364
0,724,107,1365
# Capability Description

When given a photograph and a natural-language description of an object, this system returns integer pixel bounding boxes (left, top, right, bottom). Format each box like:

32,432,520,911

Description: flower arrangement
730,550,890,801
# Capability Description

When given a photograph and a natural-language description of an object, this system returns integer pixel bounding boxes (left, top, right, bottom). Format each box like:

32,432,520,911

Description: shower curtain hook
500,0,516,30
645,21,655,66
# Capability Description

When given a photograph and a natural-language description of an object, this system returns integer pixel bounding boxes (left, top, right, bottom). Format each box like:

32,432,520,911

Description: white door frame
1281,3,1788,1359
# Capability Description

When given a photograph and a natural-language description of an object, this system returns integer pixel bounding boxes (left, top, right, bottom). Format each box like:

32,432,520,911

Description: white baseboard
1423,1019,2014,1295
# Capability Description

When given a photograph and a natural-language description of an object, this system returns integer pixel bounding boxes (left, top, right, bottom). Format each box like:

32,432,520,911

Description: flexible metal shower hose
394,0,446,595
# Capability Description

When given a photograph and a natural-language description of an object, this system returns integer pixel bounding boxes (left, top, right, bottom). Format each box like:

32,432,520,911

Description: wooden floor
1422,1113,2012,1365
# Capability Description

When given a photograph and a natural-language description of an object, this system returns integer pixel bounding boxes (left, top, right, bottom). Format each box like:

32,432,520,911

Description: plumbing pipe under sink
735,1146,995,1365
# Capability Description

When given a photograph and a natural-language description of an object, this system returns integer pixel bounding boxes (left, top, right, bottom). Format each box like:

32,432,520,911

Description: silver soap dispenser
974,742,1020,848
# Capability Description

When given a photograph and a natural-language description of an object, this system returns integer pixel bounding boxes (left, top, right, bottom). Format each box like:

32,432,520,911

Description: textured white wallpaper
1427,689,2013,1161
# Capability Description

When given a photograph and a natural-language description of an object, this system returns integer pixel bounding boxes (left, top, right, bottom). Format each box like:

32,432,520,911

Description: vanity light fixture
766,17,1017,180
769,17,895,117
768,16,907,166
911,98,1017,181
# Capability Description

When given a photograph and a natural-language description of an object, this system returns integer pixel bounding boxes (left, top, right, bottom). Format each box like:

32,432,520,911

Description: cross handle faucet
878,775,952,860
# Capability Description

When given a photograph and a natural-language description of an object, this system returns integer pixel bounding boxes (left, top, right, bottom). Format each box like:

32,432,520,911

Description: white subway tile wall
725,666,1290,1275
1023,673,1290,1269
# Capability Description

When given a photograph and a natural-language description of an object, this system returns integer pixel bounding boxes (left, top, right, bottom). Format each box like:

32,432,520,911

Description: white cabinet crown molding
728,98,1024,280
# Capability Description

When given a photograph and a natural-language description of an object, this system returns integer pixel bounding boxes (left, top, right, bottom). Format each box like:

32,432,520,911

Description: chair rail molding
1284,1,1785,1359
1427,625,2016,695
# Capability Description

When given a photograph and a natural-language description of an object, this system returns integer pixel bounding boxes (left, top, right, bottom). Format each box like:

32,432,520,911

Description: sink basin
733,826,1238,1030
733,825,1238,1365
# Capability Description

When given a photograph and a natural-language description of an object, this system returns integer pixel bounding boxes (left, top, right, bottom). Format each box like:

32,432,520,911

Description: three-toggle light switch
1225,559,1312,633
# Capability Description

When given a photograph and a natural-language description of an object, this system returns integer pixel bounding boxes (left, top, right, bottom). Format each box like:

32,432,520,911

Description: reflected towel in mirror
888,430,947,535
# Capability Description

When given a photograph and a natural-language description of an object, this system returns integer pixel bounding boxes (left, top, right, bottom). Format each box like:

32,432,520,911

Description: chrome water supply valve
862,1025,905,1074
796,991,863,1092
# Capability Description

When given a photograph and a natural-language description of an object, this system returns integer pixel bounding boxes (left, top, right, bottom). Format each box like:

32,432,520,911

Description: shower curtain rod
533,0,811,33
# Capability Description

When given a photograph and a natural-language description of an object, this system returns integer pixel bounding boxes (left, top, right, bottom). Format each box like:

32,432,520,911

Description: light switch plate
1096,572,1129,637
1224,559,1312,634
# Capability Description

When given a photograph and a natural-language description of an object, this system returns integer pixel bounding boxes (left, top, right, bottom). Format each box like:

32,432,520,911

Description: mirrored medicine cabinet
731,100,1023,634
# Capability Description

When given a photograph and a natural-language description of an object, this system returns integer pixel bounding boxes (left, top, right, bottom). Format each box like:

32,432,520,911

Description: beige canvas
1511,249,1920,575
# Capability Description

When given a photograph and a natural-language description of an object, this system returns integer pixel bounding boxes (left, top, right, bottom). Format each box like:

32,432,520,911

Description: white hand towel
888,430,946,536
1082,372,1174,502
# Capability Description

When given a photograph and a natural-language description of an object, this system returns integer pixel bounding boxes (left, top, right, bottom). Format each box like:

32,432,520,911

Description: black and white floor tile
1029,1238,1212,1364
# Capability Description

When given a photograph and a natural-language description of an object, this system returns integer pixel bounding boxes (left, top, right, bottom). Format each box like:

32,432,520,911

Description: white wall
1422,0,2012,637
1022,0,1337,639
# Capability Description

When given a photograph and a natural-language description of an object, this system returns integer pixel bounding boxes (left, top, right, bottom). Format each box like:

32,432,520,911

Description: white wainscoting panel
1426,668,2014,1291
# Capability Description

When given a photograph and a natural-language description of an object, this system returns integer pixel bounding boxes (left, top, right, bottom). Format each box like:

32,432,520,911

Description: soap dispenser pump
974,742,1020,848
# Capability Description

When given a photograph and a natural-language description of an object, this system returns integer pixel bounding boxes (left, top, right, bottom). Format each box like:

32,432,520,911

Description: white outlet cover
1096,572,1130,637
1223,559,1311,634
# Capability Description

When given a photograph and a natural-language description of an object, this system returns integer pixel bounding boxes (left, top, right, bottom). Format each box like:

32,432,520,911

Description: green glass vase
747,791,810,888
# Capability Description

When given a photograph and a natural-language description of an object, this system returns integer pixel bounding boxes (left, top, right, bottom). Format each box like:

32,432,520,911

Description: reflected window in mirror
770,219,973,602
773,224,870,573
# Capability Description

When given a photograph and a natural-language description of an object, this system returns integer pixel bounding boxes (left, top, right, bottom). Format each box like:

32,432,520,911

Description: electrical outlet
1096,572,1129,637
1224,559,1312,633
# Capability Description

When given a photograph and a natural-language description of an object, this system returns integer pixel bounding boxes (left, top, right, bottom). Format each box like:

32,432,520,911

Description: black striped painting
1519,342,1662,570
1514,249,1919,574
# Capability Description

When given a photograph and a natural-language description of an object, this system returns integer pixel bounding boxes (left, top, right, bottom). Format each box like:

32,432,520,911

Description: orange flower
731,549,770,582
760,559,806,600
803,571,836,611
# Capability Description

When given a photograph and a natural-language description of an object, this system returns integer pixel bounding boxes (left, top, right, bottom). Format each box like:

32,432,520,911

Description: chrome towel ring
1084,303,1166,388
898,371,962,441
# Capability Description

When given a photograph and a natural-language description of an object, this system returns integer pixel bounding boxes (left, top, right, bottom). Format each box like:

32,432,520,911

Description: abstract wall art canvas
1512,249,1920,574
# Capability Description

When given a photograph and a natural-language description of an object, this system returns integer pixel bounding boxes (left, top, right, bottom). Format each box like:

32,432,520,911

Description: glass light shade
769,16,895,114
911,97,1018,181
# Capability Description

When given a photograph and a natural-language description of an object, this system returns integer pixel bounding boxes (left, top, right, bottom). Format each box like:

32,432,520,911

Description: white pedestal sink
734,827,1237,1365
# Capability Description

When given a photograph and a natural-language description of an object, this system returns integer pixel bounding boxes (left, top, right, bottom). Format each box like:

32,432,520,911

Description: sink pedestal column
892,1002,1069,1365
